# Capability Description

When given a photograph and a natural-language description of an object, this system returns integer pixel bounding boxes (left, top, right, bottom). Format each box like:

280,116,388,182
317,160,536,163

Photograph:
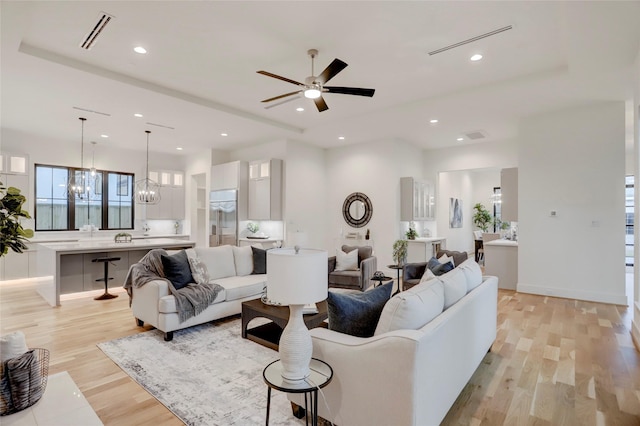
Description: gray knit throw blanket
123,249,223,323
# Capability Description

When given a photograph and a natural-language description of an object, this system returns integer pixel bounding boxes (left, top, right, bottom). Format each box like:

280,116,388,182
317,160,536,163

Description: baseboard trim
516,283,628,305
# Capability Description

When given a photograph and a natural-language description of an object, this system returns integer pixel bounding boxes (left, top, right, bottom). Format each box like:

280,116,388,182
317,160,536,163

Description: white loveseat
290,259,498,426
131,245,265,341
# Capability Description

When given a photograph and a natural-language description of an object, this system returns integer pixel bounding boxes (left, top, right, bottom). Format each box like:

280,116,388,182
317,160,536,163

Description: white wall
519,102,626,305
423,139,518,242
632,46,640,349
1,127,186,233
436,169,500,253
326,139,423,272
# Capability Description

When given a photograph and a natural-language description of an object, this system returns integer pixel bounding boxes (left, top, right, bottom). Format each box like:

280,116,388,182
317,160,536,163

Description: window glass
35,164,133,231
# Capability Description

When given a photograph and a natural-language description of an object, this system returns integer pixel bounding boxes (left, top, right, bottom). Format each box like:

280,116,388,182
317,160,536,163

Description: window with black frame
34,164,134,231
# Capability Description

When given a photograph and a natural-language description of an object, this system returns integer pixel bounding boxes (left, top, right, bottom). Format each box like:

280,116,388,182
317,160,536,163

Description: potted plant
0,182,34,257
392,239,408,266
247,222,259,234
405,227,418,240
405,221,418,240
472,203,492,232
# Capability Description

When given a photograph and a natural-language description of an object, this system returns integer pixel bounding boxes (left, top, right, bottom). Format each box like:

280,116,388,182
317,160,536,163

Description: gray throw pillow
161,250,194,290
327,282,393,337
427,257,454,276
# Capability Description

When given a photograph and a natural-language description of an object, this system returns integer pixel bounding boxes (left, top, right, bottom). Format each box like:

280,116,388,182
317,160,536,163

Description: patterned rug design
98,317,301,425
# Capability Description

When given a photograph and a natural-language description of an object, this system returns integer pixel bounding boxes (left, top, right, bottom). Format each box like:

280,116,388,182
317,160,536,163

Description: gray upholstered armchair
328,245,377,291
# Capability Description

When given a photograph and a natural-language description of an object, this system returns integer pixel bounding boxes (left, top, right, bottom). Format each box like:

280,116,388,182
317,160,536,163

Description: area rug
97,317,302,426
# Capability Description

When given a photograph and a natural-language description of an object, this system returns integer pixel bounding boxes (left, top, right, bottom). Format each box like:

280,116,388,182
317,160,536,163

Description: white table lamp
267,247,328,383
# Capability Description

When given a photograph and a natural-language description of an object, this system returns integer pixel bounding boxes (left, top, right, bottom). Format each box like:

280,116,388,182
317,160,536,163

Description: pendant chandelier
67,117,98,201
135,130,161,204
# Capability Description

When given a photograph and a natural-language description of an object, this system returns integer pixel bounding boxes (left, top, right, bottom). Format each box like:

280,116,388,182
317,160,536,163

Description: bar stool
92,256,121,300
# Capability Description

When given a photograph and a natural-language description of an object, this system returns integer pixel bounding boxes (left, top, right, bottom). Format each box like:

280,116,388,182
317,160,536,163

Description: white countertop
239,237,282,242
407,237,446,243
38,238,195,253
484,239,518,247
30,233,190,243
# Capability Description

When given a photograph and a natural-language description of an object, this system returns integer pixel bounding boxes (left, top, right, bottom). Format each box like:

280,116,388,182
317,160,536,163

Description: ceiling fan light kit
257,48,375,112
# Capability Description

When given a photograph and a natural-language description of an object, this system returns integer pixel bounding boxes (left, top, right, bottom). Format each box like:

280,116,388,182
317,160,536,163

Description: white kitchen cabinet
501,167,518,222
146,185,185,219
0,152,28,175
400,177,434,221
146,170,185,219
248,159,282,220
0,243,39,280
211,161,242,190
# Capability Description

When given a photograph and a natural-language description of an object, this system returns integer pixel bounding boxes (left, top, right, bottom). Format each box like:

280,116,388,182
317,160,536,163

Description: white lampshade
267,247,328,383
267,248,327,305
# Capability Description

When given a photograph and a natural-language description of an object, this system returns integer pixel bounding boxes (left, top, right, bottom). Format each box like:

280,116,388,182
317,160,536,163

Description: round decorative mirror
342,192,373,228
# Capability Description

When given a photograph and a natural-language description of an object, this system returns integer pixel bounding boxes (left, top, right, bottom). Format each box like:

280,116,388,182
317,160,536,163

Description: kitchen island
37,238,195,306
483,239,518,290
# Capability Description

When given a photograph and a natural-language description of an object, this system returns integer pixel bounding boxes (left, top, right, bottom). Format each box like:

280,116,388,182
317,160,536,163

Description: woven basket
0,348,50,416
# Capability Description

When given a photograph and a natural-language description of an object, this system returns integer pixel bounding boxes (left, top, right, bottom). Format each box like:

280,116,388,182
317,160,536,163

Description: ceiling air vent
464,130,488,140
80,12,114,50
428,25,512,56
146,122,175,130
72,106,111,116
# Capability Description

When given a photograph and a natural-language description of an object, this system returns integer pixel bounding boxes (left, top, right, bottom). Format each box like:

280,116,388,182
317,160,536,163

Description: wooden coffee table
241,298,328,350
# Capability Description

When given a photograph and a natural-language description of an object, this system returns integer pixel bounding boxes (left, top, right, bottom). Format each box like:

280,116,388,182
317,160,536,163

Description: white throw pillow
335,249,358,271
185,249,210,285
374,279,445,335
0,331,28,362
438,253,455,267
437,267,467,309
232,246,254,276
419,267,436,284
457,258,483,292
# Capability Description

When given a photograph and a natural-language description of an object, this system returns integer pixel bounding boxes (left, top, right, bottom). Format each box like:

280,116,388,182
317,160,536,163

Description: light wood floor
1,281,639,426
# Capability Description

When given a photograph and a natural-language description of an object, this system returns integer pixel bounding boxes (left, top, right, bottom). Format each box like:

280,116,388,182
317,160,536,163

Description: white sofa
131,245,265,341
290,259,498,426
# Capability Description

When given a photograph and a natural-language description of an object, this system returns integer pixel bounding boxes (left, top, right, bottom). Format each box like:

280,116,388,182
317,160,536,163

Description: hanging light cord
145,130,151,191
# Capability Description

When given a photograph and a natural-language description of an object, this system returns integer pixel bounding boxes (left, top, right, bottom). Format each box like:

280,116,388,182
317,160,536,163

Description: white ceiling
1,1,639,155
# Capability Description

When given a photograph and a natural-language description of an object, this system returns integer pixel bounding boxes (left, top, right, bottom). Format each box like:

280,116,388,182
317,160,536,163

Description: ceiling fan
257,49,375,112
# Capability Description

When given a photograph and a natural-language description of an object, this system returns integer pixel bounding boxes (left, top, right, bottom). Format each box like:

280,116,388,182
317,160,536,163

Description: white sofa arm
289,328,423,426
131,279,170,328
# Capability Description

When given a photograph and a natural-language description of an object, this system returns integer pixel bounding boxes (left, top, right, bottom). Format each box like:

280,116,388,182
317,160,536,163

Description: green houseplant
392,239,408,266
405,227,418,240
472,203,492,232
0,182,34,257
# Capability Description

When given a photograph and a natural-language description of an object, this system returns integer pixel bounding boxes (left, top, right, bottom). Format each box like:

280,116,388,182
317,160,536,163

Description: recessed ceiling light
296,107,304,112
221,133,228,137
338,136,345,140
430,119,439,124
176,147,183,151
470,54,483,61
100,134,109,138
457,137,464,141
134,113,143,118
134,46,147,54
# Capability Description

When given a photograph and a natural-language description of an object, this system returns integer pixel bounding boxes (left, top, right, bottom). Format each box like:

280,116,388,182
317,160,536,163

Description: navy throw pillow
427,257,454,276
251,246,267,274
161,250,194,290
327,282,393,337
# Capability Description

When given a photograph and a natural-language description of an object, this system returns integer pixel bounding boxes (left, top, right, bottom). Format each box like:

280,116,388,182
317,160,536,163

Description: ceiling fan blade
324,86,375,97
317,59,348,84
256,70,304,86
264,95,301,109
314,96,329,112
261,91,302,103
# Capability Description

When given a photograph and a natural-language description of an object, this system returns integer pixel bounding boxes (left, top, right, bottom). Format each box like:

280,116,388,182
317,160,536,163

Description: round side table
387,264,405,295
263,358,333,426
